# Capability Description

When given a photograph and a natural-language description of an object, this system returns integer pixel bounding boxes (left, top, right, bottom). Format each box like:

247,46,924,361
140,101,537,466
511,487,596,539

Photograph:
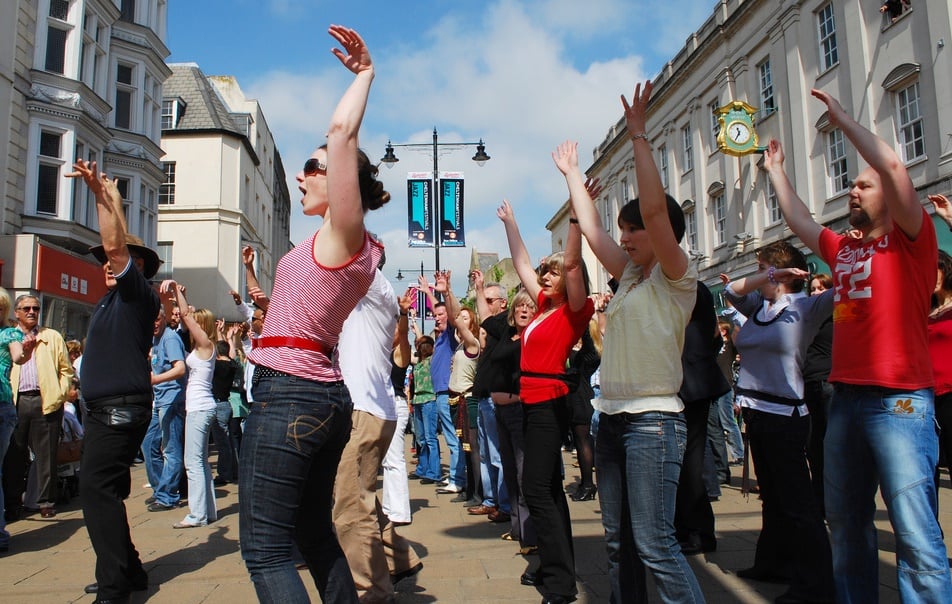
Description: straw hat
89,234,162,279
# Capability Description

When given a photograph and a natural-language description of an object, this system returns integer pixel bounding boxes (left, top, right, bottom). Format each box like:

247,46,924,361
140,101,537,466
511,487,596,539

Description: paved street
3,441,951,603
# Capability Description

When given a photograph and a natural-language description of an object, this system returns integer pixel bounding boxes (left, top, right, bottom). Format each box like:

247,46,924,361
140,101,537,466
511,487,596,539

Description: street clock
714,101,766,156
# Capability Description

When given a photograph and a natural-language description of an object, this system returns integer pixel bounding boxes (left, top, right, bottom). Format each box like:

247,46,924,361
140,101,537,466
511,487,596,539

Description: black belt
734,386,803,407
18,390,40,397
85,393,152,410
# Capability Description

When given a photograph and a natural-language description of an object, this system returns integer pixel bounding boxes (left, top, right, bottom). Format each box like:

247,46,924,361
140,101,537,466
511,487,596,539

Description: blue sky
167,0,716,293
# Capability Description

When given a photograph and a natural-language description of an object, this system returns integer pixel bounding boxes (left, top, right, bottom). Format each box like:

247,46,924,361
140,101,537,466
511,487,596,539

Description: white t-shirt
338,270,398,421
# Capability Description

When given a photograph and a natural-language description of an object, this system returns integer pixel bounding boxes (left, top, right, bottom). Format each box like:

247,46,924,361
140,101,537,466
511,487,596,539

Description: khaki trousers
334,410,421,602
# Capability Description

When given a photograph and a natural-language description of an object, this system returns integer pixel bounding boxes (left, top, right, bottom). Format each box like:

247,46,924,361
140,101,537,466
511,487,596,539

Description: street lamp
381,128,490,274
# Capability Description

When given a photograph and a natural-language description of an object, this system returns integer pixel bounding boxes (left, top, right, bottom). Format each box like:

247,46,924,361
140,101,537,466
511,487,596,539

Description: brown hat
89,234,162,279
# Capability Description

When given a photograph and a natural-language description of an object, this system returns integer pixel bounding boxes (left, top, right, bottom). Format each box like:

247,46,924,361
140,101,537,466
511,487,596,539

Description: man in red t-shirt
761,89,950,602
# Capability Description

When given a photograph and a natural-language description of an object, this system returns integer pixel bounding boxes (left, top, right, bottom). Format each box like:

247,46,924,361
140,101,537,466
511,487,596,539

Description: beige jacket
11,326,73,415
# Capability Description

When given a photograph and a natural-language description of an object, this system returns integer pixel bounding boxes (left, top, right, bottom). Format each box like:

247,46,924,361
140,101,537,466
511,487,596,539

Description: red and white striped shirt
249,230,384,382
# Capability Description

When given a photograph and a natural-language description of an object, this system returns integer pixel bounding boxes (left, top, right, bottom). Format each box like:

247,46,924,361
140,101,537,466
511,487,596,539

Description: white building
0,0,170,338
553,0,952,302
158,64,291,320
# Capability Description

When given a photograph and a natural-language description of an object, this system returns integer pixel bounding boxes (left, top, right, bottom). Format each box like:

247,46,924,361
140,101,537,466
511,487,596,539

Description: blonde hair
192,309,217,342
536,252,566,293
0,288,10,324
588,316,603,355
507,290,537,327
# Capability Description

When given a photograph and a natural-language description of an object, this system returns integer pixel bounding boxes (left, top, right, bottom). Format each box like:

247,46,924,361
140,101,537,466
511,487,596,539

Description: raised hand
496,199,516,224
584,177,604,200
159,279,178,295
65,159,105,197
398,288,414,314
242,246,255,267
761,139,785,173
928,194,952,226
621,81,653,139
551,141,579,176
773,267,810,283
810,89,847,128
416,273,431,293
471,269,484,290
433,270,451,294
718,273,731,286
229,290,242,305
329,25,372,75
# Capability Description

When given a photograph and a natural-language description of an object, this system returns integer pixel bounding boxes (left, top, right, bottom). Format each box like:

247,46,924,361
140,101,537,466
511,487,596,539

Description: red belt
252,336,334,357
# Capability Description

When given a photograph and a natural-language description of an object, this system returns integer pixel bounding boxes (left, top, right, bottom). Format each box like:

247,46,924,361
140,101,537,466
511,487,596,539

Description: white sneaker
436,483,463,494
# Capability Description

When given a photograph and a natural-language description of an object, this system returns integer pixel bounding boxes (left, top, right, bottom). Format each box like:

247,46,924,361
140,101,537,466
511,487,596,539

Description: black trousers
804,379,832,517
80,409,150,600
674,399,716,548
11,393,62,507
522,399,576,599
746,408,834,600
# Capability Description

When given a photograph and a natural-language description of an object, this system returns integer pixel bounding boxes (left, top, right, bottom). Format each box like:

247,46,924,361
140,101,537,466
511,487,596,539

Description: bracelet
569,218,579,224
630,132,649,142
767,266,778,284
399,311,409,317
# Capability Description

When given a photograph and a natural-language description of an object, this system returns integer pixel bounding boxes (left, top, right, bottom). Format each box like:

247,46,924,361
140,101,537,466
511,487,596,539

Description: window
115,63,135,130
710,101,720,150
120,0,135,23
159,162,175,204
161,98,186,129
897,82,924,161
681,125,693,173
37,131,63,215
50,0,69,20
827,128,849,194
156,242,173,280
712,193,726,245
766,179,781,224
45,26,68,74
80,11,107,92
685,207,698,251
619,177,629,204
659,144,669,189
758,59,775,115
817,3,838,71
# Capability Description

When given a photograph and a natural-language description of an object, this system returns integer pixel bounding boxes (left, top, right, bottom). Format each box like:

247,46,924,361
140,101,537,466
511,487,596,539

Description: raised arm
496,199,542,300
726,266,810,297
416,274,440,316
160,280,213,359
433,271,460,329
472,270,492,321
241,247,270,311
929,194,952,230
66,160,131,274
761,139,824,254
553,142,629,279
317,25,375,264
563,206,589,313
621,81,688,280
393,288,414,368
811,89,921,238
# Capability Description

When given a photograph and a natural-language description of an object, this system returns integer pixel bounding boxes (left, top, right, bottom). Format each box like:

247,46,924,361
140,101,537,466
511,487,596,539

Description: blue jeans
477,397,508,510
596,411,704,604
211,399,235,482
183,408,216,525
716,390,744,461
143,402,184,507
826,385,952,603
0,403,17,548
239,372,357,604
417,400,440,480
436,393,465,487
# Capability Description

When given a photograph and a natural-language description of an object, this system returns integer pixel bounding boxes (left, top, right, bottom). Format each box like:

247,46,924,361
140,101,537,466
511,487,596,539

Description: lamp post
381,128,490,274
395,262,437,334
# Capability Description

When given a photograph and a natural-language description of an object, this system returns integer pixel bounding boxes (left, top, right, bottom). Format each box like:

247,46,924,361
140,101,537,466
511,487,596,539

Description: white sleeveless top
185,349,216,413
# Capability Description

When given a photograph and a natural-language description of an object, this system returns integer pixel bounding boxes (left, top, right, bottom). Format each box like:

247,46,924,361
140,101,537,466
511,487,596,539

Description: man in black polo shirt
68,160,161,604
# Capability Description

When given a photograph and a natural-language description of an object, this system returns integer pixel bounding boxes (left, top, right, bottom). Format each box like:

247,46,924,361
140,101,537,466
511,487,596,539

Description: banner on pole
407,172,433,247
439,171,465,247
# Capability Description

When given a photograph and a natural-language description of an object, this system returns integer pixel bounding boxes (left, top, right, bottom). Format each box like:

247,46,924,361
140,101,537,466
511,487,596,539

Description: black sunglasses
17,306,40,312
303,158,327,176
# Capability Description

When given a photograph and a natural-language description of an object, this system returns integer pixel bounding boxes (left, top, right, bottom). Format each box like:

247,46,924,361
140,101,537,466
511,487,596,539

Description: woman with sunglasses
240,25,389,603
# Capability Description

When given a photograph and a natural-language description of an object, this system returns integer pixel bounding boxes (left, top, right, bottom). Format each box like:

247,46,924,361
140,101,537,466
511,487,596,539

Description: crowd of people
0,23,951,604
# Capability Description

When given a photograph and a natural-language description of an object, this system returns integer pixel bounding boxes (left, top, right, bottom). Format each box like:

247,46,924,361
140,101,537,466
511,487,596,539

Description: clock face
728,121,752,145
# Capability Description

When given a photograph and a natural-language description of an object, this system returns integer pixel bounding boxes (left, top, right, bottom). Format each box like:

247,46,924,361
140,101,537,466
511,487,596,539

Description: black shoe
85,572,147,594
736,567,790,584
93,597,130,604
450,493,468,503
391,562,422,584
144,496,156,505
774,590,834,604
570,485,597,502
419,478,435,485
213,477,229,487
520,570,542,586
541,598,576,604
147,502,174,512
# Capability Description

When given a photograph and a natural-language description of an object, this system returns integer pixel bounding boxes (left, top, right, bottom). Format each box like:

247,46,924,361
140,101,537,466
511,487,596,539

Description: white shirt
338,270,399,421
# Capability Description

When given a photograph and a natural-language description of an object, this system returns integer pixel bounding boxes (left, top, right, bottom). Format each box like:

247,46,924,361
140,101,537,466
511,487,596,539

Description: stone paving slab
1,442,949,602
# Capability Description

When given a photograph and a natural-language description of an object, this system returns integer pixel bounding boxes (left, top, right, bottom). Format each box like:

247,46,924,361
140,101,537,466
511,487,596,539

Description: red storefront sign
35,244,107,304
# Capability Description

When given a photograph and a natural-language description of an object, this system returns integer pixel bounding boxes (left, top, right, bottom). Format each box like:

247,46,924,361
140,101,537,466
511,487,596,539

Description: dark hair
617,194,686,243
415,335,434,359
939,249,952,293
319,145,390,212
757,240,808,293
216,340,231,357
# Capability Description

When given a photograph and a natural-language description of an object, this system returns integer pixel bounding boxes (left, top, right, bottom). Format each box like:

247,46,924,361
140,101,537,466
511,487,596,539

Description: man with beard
761,89,950,602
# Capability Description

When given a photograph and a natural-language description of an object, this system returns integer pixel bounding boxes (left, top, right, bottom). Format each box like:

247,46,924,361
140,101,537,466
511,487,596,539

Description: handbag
57,421,82,464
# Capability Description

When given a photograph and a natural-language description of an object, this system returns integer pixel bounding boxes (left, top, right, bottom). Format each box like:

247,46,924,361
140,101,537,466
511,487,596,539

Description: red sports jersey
817,209,936,389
